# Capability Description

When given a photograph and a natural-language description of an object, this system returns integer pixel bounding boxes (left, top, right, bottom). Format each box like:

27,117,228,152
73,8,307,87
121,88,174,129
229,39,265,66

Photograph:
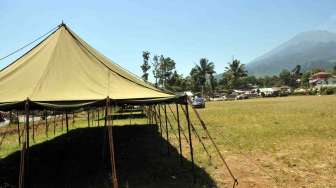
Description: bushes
319,87,336,95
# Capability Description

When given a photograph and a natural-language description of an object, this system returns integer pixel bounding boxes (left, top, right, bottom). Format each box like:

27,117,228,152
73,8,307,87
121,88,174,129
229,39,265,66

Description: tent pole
66,112,69,133
72,111,75,127
104,106,107,127
149,105,153,124
87,110,90,127
45,110,48,138
154,105,158,126
97,108,100,126
185,102,195,184
17,111,20,146
61,113,64,132
107,98,118,188
176,104,183,165
24,100,30,188
32,112,35,143
129,106,132,125
164,104,170,156
157,105,163,139
53,110,56,136
146,105,149,125
91,110,94,126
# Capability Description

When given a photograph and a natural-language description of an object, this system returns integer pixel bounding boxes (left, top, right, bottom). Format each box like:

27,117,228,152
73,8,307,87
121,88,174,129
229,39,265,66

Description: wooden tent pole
164,104,170,156
157,105,163,139
104,106,107,127
87,110,90,127
61,113,64,132
17,111,21,146
97,108,100,126
66,112,69,133
91,110,94,126
107,98,118,188
176,104,183,165
147,105,149,125
32,112,35,143
53,110,56,136
154,105,158,126
45,110,48,138
72,111,75,127
24,100,30,188
185,102,195,184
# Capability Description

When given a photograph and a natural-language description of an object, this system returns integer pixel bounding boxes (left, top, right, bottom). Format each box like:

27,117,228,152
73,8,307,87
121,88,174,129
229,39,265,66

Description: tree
223,59,247,89
190,58,216,96
301,71,311,88
279,69,292,86
141,51,151,81
158,55,176,88
291,65,302,88
152,55,160,86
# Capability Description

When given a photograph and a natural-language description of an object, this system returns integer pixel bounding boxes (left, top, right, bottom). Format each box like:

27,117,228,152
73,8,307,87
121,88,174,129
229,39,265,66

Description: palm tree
225,59,247,89
193,58,216,96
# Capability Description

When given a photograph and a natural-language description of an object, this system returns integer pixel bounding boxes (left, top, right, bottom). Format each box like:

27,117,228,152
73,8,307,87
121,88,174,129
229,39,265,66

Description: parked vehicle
192,97,205,108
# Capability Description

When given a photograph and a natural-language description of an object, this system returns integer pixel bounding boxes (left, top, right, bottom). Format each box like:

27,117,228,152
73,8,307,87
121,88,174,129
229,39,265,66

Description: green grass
1,95,336,187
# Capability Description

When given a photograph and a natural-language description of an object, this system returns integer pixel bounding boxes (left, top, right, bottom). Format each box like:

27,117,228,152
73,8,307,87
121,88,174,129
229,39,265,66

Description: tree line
141,51,336,95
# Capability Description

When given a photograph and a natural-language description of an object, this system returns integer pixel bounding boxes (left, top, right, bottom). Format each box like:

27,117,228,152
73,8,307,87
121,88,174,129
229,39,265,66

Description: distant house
309,72,336,88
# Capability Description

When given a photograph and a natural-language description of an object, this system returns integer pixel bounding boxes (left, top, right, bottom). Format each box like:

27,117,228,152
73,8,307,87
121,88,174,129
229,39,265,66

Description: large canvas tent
0,23,185,110
0,23,237,188
0,23,191,188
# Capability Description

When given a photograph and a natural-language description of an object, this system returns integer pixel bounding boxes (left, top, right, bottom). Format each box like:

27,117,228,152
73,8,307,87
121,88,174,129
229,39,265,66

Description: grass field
0,95,335,187
188,95,336,187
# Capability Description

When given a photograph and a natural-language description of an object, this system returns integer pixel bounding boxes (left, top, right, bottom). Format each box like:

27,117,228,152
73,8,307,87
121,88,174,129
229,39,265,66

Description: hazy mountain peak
246,30,336,76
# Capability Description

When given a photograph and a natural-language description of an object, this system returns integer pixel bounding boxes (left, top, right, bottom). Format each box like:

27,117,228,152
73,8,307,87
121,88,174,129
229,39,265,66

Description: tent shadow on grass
0,125,216,188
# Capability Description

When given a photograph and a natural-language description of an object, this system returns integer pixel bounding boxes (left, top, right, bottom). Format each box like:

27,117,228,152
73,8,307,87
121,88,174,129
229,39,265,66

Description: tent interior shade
0,24,182,109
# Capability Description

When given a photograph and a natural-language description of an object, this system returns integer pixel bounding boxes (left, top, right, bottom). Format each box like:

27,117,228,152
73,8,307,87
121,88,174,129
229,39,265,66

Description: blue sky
1,0,336,79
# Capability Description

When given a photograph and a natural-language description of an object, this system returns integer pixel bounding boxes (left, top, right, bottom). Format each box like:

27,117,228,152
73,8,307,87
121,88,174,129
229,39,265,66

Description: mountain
246,30,336,76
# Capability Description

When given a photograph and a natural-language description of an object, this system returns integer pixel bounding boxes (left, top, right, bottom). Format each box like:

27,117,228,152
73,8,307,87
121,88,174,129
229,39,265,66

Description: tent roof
0,24,178,108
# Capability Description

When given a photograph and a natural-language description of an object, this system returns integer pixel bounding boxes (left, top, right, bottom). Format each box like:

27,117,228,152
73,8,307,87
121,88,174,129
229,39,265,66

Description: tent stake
185,102,195,184
164,104,170,156
176,104,183,165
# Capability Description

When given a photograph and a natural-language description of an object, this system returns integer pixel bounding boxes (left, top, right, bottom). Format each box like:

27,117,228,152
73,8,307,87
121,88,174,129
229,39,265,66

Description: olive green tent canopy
0,24,183,110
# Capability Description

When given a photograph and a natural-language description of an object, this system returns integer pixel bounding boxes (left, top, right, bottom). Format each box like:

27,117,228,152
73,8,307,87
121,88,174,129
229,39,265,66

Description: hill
246,30,336,76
